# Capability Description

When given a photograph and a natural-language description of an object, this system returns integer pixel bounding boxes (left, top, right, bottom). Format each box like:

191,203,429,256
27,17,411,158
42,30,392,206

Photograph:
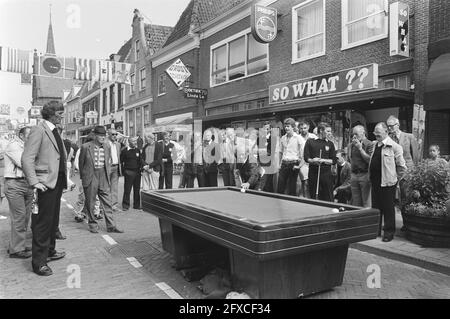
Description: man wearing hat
78,125,123,234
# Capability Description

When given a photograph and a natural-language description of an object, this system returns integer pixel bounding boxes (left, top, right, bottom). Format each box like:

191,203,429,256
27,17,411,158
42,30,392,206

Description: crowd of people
1,100,449,277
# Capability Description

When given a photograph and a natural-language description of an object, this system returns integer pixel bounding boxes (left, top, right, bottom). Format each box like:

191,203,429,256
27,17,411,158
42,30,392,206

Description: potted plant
401,159,450,247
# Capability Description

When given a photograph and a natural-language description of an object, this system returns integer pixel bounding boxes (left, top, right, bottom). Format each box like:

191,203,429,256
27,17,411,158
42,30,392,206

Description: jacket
334,161,352,192
4,137,26,179
369,137,407,187
22,121,68,189
78,141,112,187
397,131,419,169
142,142,163,172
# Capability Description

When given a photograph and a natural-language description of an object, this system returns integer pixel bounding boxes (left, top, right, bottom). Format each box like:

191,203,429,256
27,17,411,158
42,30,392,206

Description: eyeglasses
111,133,118,136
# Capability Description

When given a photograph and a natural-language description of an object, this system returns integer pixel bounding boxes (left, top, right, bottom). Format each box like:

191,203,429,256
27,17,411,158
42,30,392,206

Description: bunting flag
0,46,33,74
74,57,99,81
112,61,132,84
98,60,113,82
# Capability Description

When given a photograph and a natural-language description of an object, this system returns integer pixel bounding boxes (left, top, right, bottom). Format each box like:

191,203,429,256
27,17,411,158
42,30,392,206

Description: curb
351,242,450,276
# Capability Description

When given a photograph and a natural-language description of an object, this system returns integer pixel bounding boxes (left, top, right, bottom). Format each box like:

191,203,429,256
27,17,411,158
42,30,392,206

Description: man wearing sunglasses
369,122,407,242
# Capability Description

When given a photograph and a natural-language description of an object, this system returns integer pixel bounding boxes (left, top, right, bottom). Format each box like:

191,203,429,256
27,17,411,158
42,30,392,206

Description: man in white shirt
5,127,34,259
277,118,305,196
107,128,121,212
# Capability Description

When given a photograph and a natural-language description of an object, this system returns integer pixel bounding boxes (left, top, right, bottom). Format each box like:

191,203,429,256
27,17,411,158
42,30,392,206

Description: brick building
149,0,247,138
194,0,428,153
424,0,450,157
123,9,172,137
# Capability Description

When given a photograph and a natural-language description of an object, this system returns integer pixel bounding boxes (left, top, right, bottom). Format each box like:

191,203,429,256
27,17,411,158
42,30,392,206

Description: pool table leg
230,245,349,299
159,219,229,271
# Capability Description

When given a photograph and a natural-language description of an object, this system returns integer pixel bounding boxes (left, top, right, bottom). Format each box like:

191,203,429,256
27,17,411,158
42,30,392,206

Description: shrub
402,160,450,218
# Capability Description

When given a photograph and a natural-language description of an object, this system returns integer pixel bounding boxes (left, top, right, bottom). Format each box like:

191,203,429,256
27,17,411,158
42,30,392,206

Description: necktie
389,132,399,144
52,128,66,173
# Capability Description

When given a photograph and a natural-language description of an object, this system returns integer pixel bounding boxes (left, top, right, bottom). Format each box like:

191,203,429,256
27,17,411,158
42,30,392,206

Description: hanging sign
390,2,409,57
251,5,278,43
166,59,191,87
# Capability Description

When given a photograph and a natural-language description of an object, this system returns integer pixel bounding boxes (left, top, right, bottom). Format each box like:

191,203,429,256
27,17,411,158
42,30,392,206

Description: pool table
142,187,380,298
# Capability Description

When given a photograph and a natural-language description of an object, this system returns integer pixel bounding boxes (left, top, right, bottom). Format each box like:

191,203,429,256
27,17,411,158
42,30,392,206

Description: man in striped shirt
79,126,123,234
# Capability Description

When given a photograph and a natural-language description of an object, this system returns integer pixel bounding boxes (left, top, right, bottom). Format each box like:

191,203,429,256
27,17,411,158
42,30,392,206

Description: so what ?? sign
269,64,378,105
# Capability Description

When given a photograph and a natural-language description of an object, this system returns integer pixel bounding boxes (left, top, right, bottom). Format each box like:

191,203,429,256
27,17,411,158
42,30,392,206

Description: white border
291,0,326,64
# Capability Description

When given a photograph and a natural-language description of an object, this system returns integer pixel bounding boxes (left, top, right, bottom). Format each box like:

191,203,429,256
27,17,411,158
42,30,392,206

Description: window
158,73,167,95
110,84,115,112
144,105,150,125
139,68,146,90
342,0,388,49
135,39,140,61
130,74,135,94
210,29,268,86
102,89,107,115
118,84,124,109
292,0,325,62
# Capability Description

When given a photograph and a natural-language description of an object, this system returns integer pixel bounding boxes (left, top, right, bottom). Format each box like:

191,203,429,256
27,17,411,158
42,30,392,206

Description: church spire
46,4,56,55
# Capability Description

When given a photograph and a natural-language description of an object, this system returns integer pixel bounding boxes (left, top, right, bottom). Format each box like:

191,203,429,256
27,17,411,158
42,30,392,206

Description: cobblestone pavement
1,175,449,299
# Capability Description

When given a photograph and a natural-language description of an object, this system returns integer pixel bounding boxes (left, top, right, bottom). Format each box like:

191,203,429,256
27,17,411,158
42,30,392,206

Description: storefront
202,64,414,150
152,112,193,141
126,104,151,137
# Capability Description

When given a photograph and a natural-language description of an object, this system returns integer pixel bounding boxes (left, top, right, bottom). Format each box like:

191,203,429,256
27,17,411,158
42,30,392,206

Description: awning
424,53,450,111
203,88,414,122
151,112,193,133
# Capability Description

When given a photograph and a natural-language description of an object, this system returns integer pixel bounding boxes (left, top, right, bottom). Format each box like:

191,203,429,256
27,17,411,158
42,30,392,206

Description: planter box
402,212,450,248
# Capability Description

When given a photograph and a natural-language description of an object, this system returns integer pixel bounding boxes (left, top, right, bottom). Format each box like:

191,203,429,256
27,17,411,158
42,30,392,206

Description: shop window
139,68,146,91
144,105,150,125
292,0,325,63
211,29,268,86
341,0,388,50
158,73,167,96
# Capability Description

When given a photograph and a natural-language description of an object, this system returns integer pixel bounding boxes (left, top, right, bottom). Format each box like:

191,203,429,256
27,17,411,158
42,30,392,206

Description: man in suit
79,126,123,234
333,149,352,204
107,128,122,212
142,132,162,191
200,128,219,187
159,132,175,189
21,101,67,276
121,137,143,209
370,123,407,242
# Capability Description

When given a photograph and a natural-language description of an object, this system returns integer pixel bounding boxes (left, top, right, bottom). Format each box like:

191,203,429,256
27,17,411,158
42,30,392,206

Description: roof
144,24,173,55
163,0,246,48
116,38,132,62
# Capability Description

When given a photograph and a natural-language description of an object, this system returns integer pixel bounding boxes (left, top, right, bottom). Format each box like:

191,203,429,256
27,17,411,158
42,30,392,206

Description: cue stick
315,149,322,200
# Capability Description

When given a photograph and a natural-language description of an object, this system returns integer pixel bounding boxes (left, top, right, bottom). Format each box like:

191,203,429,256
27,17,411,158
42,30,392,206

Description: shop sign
85,111,98,119
251,5,278,43
166,59,191,87
389,2,409,57
184,87,208,100
269,64,378,105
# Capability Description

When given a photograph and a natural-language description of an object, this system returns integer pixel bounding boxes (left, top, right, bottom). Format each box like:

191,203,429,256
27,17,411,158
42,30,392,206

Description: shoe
33,264,53,276
10,251,32,259
382,235,394,242
75,216,84,223
47,251,66,262
55,231,66,240
107,227,124,233
89,227,99,234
